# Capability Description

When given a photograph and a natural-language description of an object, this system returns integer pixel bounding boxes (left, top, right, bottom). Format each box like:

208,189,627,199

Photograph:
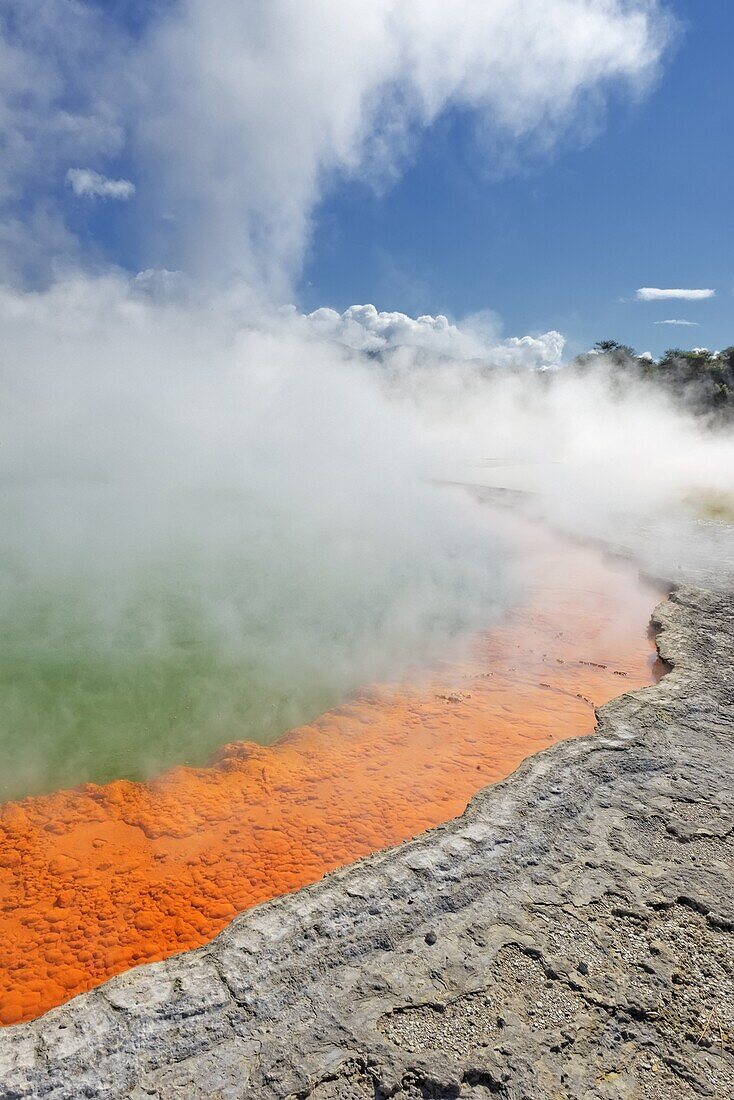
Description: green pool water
0,588,347,802
0,545,503,801
0,641,342,803
0,464,508,803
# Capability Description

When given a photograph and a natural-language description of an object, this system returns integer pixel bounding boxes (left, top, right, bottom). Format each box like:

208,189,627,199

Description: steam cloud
0,276,513,797
3,272,733,800
5,1,728,802
2,0,674,287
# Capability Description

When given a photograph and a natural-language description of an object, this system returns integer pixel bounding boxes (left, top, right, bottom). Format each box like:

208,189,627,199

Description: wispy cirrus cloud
66,168,135,201
653,318,700,326
636,287,715,301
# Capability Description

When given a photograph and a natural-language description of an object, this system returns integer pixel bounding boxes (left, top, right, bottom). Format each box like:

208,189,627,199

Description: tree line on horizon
573,340,734,421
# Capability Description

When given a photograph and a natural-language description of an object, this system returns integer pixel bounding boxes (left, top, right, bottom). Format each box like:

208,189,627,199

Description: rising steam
3,275,733,799
3,0,717,801
0,277,514,797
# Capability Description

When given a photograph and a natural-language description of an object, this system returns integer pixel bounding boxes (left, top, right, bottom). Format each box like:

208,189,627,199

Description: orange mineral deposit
0,525,665,1025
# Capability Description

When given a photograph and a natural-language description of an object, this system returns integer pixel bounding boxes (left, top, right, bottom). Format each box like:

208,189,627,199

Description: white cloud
306,305,480,357
636,288,715,301
67,168,135,201
303,304,564,370
494,331,566,371
0,1,675,289
653,318,700,326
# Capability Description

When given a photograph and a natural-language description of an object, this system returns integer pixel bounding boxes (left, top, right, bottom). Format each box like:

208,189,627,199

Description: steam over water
0,282,514,799
2,279,733,800
0,497,504,802
0,512,664,1025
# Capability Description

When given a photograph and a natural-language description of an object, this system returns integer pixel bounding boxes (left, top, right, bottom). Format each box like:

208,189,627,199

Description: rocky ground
0,526,732,1099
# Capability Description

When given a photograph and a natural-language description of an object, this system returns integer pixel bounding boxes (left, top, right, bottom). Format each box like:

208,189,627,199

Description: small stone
424,931,437,945
578,961,589,975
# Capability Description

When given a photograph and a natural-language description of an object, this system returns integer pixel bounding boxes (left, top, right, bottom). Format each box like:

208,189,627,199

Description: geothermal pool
0,520,665,1026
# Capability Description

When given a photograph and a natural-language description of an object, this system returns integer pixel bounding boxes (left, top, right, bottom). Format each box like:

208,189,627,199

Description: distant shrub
573,341,734,422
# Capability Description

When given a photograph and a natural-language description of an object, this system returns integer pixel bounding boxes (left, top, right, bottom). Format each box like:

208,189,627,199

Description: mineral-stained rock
0,566,732,1097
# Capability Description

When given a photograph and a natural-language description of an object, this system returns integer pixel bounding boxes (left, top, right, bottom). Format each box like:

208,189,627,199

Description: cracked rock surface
0,563,732,1097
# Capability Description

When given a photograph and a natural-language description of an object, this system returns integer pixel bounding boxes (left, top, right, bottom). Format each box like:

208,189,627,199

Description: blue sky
299,0,732,357
3,1,730,360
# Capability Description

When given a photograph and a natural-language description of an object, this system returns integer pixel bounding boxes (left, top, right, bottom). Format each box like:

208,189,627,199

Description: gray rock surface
1,561,732,1097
